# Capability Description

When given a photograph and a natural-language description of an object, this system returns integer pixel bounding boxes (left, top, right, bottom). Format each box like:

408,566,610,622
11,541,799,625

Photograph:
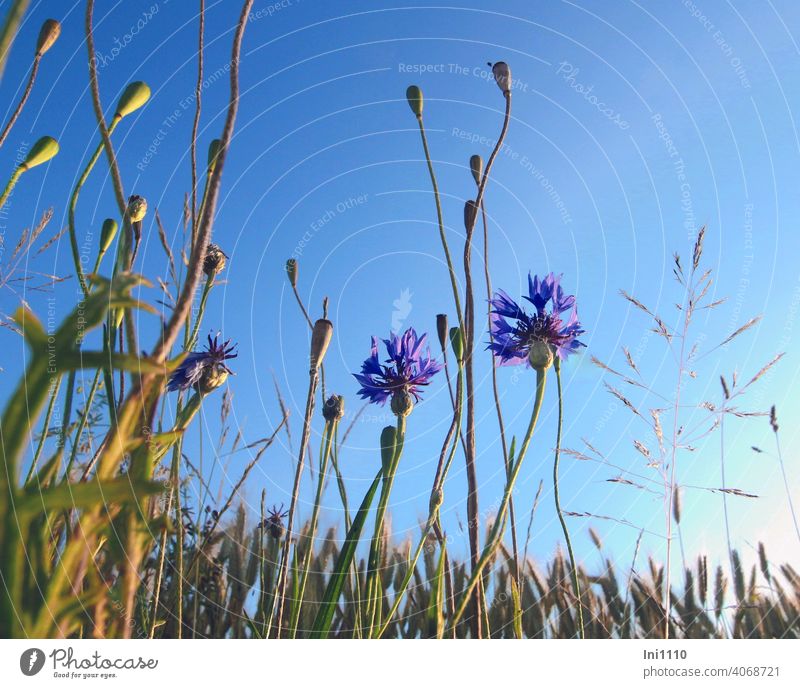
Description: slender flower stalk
770,407,800,546
271,318,332,636
554,357,585,638
449,367,547,631
0,19,60,149
290,394,344,637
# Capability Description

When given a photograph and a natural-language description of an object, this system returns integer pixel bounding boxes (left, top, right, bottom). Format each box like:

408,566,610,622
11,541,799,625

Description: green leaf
21,477,165,515
311,469,382,638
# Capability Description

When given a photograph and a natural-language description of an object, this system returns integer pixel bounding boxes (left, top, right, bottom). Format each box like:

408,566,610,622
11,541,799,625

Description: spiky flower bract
354,327,441,407
489,272,585,367
168,334,237,393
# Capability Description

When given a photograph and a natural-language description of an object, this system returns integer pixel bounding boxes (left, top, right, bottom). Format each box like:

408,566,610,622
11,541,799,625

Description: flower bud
380,425,397,473
310,318,333,369
203,243,227,277
527,340,554,372
285,258,298,287
469,154,483,186
406,85,423,117
99,218,118,254
323,394,345,422
21,136,59,170
126,195,147,222
197,365,228,394
464,200,478,230
391,390,414,418
36,19,61,56
436,314,448,352
207,138,222,172
449,326,464,364
491,61,512,94
115,81,151,119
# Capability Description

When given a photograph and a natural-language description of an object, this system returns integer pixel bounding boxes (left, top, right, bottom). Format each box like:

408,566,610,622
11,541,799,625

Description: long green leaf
310,469,381,638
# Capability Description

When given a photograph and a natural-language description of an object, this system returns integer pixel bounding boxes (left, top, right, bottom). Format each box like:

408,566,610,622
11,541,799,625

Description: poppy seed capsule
380,425,398,473
203,243,227,277
99,219,118,254
115,81,151,119
464,199,478,230
406,85,423,117
127,195,147,222
285,258,298,287
21,136,59,170
323,394,345,422
449,326,464,364
436,314,448,351
310,318,333,370
527,340,554,372
36,19,61,56
491,61,512,94
470,154,483,186
207,138,222,173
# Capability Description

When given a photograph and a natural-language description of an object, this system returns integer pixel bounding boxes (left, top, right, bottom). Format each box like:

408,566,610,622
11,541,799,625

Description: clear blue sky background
2,0,800,579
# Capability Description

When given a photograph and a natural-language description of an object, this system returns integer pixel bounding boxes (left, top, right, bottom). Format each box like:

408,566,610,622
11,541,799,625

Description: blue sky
2,0,800,578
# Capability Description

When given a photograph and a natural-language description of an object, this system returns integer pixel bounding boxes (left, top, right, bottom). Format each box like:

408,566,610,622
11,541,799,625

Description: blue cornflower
489,273,585,370
354,327,441,414
168,334,237,393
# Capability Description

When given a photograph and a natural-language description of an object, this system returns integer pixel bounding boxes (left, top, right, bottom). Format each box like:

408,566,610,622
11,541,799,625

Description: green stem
290,418,337,637
554,359,585,638
0,166,23,210
365,414,406,635
448,367,547,632
24,375,62,485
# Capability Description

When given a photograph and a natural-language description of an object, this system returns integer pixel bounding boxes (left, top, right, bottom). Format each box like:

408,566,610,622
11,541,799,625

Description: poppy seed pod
203,243,227,277
126,195,147,222
380,425,398,473
21,136,59,170
406,85,423,117
449,326,464,364
115,81,151,119
491,61,512,94
322,394,345,422
285,258,298,287
436,314,448,351
207,138,222,173
36,19,61,56
310,318,333,370
99,219,118,254
470,154,483,186
464,199,478,230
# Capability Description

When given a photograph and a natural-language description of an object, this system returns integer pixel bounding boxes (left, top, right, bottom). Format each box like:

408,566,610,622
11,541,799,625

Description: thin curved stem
448,366,546,632
0,53,40,148
554,359,585,638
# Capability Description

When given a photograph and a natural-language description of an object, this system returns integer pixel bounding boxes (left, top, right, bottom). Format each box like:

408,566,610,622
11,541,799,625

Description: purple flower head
488,272,585,367
354,327,442,407
168,334,237,393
